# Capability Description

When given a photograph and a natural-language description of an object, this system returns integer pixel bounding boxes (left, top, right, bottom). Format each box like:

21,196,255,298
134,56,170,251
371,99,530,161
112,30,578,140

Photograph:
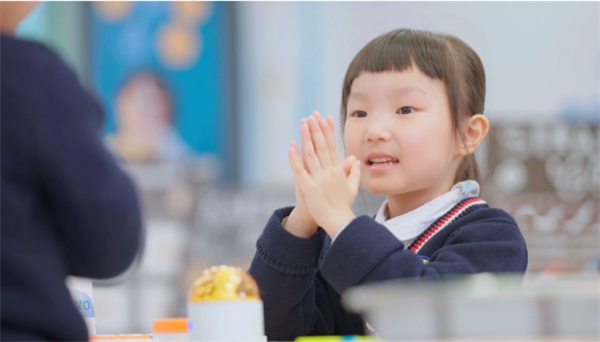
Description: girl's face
344,68,462,198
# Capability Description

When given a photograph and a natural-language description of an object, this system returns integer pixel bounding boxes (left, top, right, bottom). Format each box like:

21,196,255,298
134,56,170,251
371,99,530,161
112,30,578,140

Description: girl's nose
365,118,392,142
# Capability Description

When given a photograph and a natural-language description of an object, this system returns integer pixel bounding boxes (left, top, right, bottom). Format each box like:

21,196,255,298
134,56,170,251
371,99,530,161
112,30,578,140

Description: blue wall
90,2,230,160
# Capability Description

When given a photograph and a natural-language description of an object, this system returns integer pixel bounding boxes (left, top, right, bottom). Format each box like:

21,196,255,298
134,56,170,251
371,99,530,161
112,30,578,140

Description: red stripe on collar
407,197,487,254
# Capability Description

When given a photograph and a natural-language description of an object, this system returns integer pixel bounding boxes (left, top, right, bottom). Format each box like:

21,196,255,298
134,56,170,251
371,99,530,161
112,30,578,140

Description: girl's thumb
341,155,356,176
348,160,361,189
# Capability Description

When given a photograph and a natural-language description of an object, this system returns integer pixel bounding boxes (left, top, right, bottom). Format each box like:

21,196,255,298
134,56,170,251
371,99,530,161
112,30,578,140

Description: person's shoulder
0,35,79,90
2,35,98,108
459,203,518,227
1,35,72,78
448,203,526,245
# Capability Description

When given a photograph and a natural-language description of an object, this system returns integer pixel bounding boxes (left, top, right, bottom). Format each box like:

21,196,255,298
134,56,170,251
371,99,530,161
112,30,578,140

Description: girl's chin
362,182,405,197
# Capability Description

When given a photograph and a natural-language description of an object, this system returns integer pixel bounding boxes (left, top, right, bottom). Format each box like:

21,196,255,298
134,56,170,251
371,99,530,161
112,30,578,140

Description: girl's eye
351,111,367,118
398,107,416,115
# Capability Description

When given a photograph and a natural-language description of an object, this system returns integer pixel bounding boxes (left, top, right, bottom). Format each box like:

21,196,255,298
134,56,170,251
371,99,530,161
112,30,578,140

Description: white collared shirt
370,187,461,248
332,181,480,248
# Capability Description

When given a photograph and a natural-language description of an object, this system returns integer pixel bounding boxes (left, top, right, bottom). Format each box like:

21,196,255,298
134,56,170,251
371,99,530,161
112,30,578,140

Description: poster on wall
89,1,233,182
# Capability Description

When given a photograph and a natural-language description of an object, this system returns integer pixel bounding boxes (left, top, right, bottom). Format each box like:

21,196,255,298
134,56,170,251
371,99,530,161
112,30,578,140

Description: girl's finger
299,118,311,170
348,160,362,194
300,123,321,174
320,115,340,165
291,140,300,155
291,140,305,169
327,115,335,132
308,114,332,169
288,146,304,175
289,146,311,187
300,117,309,166
341,155,356,176
313,111,323,121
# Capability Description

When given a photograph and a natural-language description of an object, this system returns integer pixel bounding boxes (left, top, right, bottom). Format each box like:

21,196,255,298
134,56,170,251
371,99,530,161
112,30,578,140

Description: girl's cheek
400,126,429,152
343,130,359,156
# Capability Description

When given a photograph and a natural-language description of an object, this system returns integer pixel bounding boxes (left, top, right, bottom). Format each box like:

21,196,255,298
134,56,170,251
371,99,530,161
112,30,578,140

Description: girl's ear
457,114,489,157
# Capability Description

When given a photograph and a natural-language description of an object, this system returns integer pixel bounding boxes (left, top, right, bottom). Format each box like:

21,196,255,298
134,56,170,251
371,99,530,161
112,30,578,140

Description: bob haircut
340,29,486,183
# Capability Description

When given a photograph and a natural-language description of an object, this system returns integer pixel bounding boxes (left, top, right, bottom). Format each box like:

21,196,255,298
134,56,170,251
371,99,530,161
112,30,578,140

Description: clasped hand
285,111,361,239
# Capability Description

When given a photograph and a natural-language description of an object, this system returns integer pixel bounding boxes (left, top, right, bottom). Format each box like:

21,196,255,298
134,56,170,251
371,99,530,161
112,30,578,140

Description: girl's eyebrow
348,92,369,101
349,87,426,101
390,87,427,96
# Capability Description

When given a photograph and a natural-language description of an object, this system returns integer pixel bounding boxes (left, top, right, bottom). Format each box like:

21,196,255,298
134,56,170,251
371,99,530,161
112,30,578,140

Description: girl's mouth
367,157,399,166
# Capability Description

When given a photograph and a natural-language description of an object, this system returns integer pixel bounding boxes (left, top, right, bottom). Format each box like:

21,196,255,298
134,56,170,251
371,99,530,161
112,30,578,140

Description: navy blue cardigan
248,200,528,340
1,36,142,341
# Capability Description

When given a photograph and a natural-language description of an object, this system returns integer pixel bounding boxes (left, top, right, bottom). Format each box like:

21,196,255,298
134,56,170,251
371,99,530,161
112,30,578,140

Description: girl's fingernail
321,118,328,127
301,123,309,132
309,116,316,124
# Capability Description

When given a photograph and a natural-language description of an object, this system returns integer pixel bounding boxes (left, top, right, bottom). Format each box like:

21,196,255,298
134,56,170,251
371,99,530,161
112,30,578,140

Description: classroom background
16,1,599,334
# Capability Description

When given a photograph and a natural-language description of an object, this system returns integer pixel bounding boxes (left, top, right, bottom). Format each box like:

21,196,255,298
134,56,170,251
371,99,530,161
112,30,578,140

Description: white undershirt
332,185,463,248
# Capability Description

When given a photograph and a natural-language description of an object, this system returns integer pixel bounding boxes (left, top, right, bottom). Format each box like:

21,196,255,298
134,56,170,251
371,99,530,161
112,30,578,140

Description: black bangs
341,29,457,117
357,29,450,78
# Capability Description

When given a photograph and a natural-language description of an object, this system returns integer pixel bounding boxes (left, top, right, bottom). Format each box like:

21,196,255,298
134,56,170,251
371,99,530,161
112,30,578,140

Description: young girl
248,28,528,340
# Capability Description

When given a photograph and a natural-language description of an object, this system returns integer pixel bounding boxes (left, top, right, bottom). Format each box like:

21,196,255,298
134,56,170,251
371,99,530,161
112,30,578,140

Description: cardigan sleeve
35,51,143,279
320,210,528,295
248,207,364,340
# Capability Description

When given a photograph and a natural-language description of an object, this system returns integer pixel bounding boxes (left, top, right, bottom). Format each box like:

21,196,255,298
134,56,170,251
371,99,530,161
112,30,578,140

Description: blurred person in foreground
0,2,143,341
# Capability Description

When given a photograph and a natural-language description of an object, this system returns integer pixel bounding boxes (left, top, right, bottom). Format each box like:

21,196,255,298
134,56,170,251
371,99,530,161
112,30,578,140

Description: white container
343,273,600,340
187,266,266,342
188,300,265,341
66,276,96,334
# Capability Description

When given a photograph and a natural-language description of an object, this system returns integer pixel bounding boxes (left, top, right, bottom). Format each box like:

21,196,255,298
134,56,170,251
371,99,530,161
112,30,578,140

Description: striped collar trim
407,197,487,254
